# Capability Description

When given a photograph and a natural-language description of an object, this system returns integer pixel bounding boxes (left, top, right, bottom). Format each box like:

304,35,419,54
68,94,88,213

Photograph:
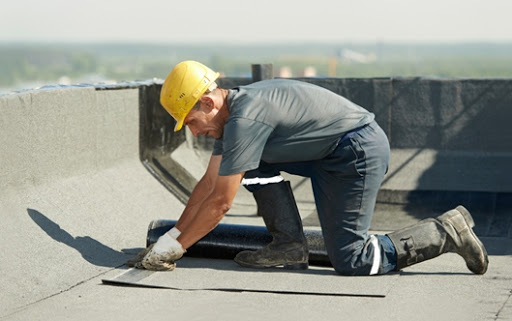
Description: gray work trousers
243,121,397,275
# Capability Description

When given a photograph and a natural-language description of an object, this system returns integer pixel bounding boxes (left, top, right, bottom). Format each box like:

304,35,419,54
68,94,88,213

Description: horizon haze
2,0,512,44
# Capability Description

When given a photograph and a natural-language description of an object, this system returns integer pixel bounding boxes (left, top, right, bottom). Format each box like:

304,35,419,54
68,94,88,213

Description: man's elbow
219,202,232,217
210,194,232,219
218,197,232,215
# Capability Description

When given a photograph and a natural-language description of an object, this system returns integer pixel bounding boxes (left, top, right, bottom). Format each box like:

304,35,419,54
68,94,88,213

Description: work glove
126,243,176,271
141,228,185,271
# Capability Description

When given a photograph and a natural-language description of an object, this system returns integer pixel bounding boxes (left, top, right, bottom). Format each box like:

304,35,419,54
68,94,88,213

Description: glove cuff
168,227,181,239
153,232,185,254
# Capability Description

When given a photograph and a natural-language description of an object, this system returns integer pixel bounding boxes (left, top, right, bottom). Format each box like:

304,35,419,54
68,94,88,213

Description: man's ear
198,95,214,112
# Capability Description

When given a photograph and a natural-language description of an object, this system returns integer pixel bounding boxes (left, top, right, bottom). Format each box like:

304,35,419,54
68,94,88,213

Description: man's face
183,102,223,139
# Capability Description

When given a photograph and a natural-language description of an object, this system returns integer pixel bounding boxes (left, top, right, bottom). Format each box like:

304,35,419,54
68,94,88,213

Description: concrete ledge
383,149,512,193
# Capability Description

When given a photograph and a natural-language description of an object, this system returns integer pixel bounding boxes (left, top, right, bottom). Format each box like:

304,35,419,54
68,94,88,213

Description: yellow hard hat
160,60,220,132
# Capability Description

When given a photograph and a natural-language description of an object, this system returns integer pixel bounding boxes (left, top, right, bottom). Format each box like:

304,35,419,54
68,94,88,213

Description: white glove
142,228,185,270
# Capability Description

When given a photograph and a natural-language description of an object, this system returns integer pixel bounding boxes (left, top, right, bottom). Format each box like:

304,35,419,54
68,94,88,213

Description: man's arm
141,154,243,269
174,154,223,233
175,154,245,249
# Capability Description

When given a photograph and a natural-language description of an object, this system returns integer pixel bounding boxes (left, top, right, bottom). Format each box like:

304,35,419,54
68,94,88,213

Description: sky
1,0,511,44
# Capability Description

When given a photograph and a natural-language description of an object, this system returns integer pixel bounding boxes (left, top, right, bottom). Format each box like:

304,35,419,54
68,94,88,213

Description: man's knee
329,235,396,276
331,256,369,276
328,238,377,276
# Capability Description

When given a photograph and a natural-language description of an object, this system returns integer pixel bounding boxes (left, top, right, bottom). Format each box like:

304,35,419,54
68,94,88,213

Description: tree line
1,43,511,90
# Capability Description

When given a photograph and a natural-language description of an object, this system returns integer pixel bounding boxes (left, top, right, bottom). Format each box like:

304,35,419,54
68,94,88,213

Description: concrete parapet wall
3,77,509,199
0,87,139,190
293,77,512,152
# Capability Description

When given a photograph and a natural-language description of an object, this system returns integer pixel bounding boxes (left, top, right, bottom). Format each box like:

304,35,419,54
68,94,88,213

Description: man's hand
141,232,185,271
126,244,176,271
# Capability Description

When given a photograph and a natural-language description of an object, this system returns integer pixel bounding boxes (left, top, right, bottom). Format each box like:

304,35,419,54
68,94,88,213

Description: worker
140,60,488,276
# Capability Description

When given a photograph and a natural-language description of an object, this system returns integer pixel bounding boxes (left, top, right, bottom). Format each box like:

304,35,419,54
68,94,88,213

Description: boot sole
234,258,309,270
455,206,488,274
283,262,309,270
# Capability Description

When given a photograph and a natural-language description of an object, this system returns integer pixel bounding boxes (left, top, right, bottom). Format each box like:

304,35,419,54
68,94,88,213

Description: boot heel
456,206,475,228
283,262,309,270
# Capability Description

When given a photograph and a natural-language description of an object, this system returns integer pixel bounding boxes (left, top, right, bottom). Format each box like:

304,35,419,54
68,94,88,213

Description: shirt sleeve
218,117,274,176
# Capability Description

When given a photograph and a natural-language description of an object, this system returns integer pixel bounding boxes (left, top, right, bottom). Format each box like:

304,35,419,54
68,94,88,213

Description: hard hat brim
174,119,184,132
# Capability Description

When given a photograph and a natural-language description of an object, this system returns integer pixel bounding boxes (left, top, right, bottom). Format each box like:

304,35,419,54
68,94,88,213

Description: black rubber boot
234,181,309,269
387,205,488,274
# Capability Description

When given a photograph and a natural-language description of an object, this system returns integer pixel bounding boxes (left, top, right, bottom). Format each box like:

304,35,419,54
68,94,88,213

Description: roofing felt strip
102,257,399,298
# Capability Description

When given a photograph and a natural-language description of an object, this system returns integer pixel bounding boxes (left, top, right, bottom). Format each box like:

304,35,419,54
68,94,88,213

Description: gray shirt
213,79,374,176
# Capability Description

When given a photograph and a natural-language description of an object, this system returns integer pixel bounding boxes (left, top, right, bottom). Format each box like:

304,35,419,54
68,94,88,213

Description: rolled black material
146,220,331,267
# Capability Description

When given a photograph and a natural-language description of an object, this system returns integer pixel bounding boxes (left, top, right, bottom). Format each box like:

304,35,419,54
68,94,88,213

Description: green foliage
1,42,512,92
0,45,98,86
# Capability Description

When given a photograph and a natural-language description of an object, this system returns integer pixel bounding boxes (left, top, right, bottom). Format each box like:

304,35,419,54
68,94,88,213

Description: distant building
303,67,317,77
278,67,293,78
339,49,377,64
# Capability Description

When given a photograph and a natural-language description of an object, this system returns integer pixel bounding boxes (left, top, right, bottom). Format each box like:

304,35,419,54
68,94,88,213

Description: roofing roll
146,220,331,267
